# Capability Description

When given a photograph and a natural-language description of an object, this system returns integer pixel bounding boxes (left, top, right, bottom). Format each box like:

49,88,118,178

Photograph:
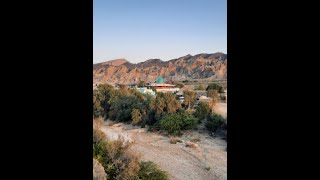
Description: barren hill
93,52,227,84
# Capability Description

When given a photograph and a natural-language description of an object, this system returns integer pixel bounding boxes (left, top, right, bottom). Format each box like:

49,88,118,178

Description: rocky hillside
93,52,227,84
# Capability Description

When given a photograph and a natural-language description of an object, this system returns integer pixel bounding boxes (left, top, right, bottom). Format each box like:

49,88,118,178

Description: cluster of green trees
93,119,169,179
93,84,226,138
93,84,198,135
195,102,227,140
160,110,198,135
206,83,226,101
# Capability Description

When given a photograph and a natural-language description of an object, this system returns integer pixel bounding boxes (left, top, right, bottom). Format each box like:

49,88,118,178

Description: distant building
135,87,156,97
145,77,180,93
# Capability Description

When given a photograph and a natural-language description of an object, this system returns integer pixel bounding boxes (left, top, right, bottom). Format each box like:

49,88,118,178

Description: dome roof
157,77,164,83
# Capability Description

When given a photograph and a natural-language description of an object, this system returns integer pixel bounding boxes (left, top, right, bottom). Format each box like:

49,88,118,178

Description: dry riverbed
101,121,227,180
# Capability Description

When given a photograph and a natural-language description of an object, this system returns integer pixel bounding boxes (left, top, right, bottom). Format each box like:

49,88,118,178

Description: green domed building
157,77,164,83
145,76,179,93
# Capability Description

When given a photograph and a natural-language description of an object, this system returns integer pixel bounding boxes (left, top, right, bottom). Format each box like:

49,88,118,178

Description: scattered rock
185,141,199,148
169,137,183,144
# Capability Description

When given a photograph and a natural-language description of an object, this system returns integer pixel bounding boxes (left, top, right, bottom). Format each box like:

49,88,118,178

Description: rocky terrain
93,52,227,84
93,158,107,180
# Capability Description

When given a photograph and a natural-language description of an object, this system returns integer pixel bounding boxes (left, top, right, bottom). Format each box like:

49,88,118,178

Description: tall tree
208,89,220,111
150,93,165,115
150,92,181,114
183,90,197,109
163,92,181,113
131,109,142,125
93,84,115,118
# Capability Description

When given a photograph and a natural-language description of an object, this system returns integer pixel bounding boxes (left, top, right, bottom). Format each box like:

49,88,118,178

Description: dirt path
101,122,227,180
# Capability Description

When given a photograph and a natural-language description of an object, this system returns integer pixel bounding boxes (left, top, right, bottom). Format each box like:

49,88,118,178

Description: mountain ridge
93,52,227,84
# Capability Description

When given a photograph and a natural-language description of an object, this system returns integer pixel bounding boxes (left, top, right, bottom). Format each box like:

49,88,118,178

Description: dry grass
105,138,141,179
93,117,104,129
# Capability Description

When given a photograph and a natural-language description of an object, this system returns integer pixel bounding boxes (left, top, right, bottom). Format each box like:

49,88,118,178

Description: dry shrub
131,108,142,126
99,138,141,180
93,127,107,143
93,120,167,180
118,151,140,179
138,161,169,180
93,117,104,129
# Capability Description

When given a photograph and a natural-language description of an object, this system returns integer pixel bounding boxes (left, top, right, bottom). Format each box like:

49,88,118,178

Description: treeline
93,83,227,138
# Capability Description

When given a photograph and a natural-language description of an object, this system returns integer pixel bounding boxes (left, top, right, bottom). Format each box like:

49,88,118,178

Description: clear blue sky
93,0,226,64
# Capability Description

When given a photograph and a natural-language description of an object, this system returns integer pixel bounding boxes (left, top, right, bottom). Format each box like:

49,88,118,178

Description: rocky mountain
93,52,227,84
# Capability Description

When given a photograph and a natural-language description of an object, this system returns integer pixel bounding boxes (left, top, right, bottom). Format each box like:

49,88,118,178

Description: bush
207,89,220,107
150,92,181,115
93,127,107,144
181,115,198,130
93,84,115,118
109,95,144,122
93,138,111,173
160,113,183,135
160,111,198,135
131,108,142,125
93,124,141,180
138,161,169,180
194,102,212,121
195,84,205,90
93,134,140,179
206,113,227,133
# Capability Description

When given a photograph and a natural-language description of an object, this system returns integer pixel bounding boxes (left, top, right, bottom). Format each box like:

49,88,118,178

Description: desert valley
93,52,227,180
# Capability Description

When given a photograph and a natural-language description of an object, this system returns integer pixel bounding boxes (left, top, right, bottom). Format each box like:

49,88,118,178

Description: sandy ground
101,121,227,180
